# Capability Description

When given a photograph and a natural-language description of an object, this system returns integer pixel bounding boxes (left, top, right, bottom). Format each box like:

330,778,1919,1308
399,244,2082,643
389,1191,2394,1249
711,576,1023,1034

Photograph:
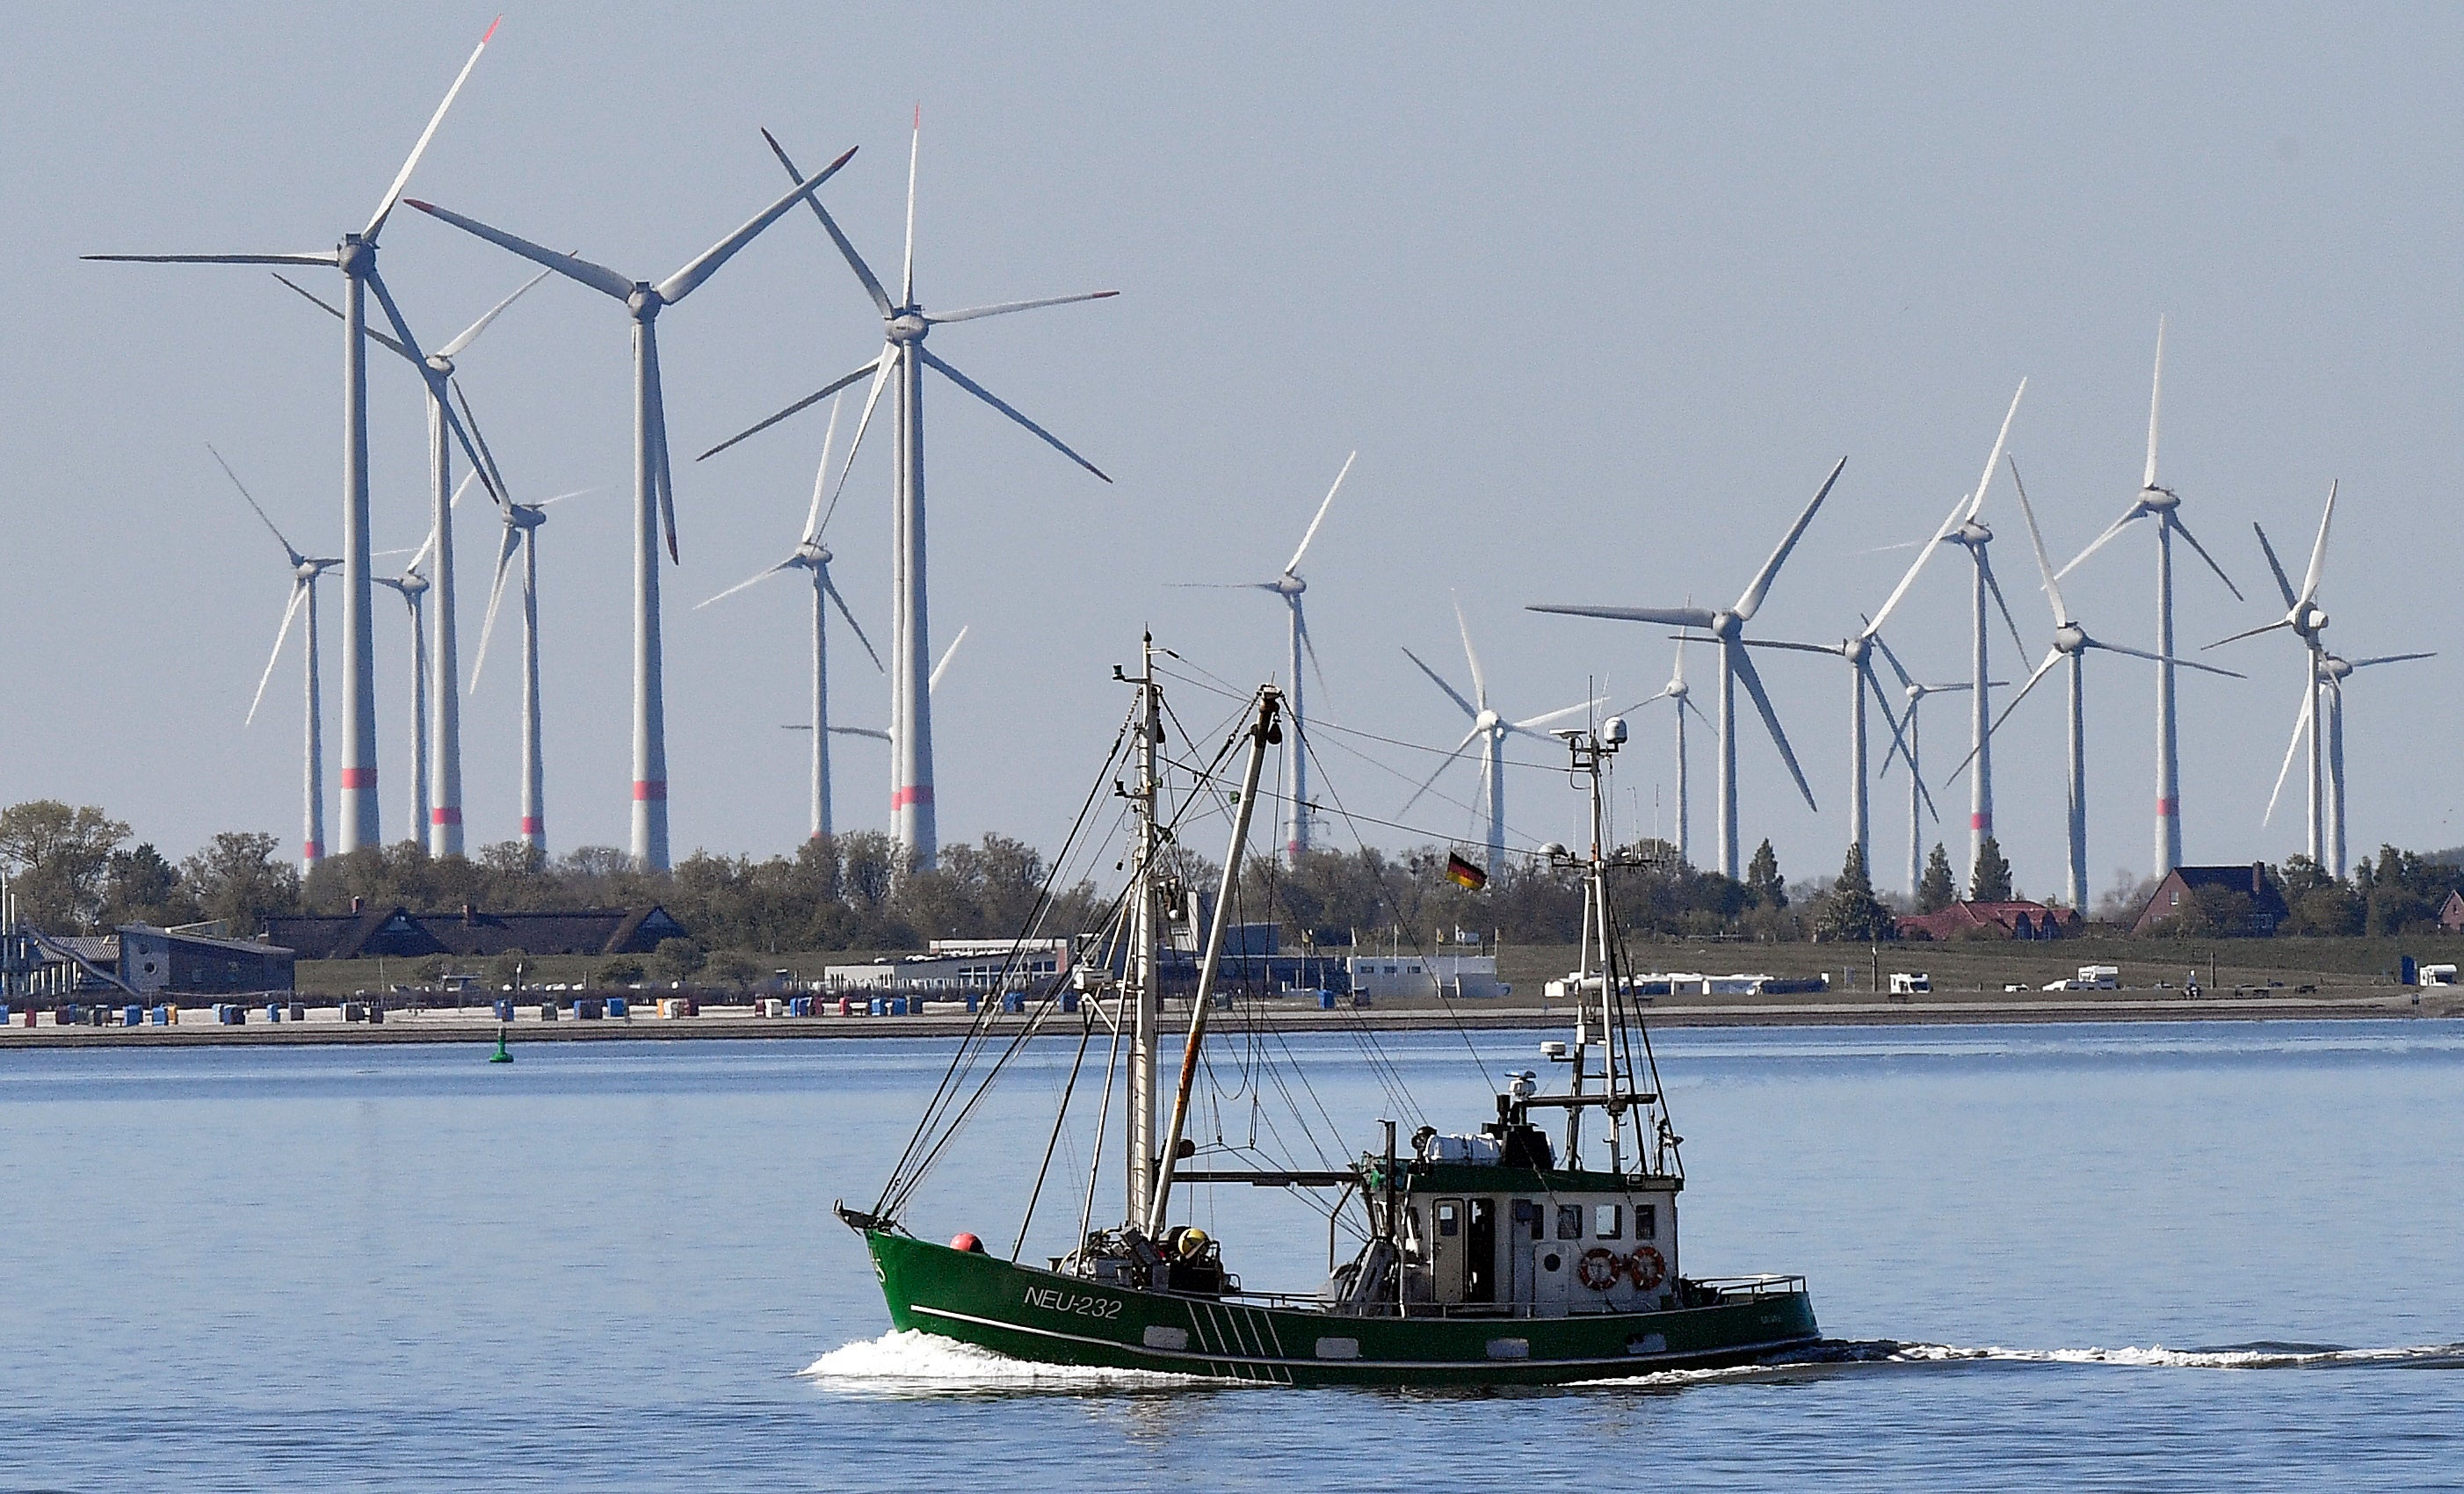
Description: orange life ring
1577,1247,1621,1291
1625,1244,1667,1291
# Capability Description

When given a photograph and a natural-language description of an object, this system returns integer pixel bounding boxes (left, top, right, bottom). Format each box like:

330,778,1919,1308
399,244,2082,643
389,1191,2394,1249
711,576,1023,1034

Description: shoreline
2,990,2453,1048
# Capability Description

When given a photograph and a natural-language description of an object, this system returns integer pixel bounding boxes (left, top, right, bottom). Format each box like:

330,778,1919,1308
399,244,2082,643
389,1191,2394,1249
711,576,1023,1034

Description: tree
706,950,765,992
2286,884,2364,938
595,955,646,988
1746,839,1786,910
2278,854,2332,906
1917,844,1955,913
179,831,301,936
488,946,532,991
0,801,133,931
1817,844,1895,942
1969,836,2013,903
412,954,451,984
649,937,706,983
100,844,188,928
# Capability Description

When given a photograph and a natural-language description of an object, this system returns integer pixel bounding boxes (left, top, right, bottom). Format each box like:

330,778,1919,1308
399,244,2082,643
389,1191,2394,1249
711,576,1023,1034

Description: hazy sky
7,4,2460,900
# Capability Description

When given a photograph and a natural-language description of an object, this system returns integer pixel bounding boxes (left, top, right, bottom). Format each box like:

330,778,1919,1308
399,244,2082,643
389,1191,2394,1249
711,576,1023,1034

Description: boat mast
1125,635,1163,1229
1146,685,1282,1237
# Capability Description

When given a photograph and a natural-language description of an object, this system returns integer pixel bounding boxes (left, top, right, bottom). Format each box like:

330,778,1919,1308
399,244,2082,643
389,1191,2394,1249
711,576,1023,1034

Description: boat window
1435,1200,1460,1238
1594,1204,1622,1240
1634,1204,1657,1239
1556,1204,1583,1240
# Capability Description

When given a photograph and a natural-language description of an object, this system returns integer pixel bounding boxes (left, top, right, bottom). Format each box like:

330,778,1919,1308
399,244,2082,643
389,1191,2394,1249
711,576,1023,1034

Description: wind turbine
1953,458,2241,911
1870,636,1967,897
823,628,969,765
1620,643,1709,867
405,142,860,870
2212,488,2342,866
1530,458,1843,880
698,397,884,844
2056,318,2244,877
463,430,585,859
2294,649,2434,880
1398,597,1594,874
699,120,1119,874
374,548,432,848
91,21,504,857
273,267,549,858
214,447,339,872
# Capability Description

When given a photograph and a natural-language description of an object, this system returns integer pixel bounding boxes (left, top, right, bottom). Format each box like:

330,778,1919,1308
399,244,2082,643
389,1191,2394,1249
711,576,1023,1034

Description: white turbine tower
2214,489,2345,867
1398,597,1594,874
698,397,885,844
374,548,432,847
1620,643,1708,866
462,417,585,859
699,122,1118,874
2307,649,2435,879
274,268,549,858
1530,459,1844,880
214,447,339,872
1953,458,2241,911
2056,318,2244,877
91,22,504,857
407,145,860,870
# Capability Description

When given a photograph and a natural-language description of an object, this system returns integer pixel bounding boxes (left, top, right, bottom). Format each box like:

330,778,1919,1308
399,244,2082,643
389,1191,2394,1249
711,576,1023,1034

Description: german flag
1446,852,1488,891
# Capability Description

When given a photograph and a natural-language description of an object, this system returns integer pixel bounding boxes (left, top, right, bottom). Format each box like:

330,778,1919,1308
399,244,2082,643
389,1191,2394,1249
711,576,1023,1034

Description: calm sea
4,1020,2461,1490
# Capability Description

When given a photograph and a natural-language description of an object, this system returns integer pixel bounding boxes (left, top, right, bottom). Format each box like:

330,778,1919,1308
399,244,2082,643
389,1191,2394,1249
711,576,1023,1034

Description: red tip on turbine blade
482,15,501,42
403,198,434,213
913,104,921,129
827,145,859,170
1093,291,1120,299
667,533,680,563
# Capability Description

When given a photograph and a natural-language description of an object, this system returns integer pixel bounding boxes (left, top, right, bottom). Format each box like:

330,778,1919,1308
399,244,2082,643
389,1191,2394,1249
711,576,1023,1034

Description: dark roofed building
1896,900,2084,941
2130,863,2289,936
265,904,690,961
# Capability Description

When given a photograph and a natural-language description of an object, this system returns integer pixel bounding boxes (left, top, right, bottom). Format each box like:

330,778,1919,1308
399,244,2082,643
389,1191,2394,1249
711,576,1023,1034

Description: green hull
862,1230,1819,1388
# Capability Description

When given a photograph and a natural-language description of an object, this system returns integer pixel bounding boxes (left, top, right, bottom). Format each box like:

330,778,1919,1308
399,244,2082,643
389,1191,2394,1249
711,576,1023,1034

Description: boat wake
802,1330,1214,1396
1583,1338,2464,1386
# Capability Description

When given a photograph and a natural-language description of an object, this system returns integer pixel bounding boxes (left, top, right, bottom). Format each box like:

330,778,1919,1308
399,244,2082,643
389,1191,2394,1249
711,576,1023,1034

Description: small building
265,903,691,960
2129,864,2289,936
826,939,1074,996
118,925,294,997
2439,890,2464,932
1347,954,1509,1000
1896,900,2084,942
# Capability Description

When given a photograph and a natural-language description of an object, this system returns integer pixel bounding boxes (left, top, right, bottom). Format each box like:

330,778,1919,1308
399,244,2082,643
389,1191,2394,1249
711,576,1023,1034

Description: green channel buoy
489,1023,513,1063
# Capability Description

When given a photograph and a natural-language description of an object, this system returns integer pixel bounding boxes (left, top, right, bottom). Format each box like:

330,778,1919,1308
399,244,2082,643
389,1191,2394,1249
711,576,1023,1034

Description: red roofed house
1896,900,2084,942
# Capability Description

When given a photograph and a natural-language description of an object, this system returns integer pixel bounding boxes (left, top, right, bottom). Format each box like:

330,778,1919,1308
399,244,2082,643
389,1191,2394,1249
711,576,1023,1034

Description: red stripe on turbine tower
302,841,324,859
891,786,933,809
520,816,542,835
340,768,376,789
633,780,667,801
1970,812,1989,830
431,807,462,825
2156,797,2178,815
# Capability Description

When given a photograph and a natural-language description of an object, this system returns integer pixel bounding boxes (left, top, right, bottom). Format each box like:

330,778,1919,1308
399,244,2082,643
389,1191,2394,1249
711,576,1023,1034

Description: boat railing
1692,1273,1808,1301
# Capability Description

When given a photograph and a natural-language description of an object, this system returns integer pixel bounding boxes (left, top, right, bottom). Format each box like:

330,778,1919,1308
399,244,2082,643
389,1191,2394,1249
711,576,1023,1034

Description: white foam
801,1330,1208,1393
1855,1340,2464,1371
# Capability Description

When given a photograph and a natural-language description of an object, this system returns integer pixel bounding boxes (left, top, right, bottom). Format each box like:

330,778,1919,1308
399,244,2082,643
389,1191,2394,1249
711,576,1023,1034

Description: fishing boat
838,640,1819,1386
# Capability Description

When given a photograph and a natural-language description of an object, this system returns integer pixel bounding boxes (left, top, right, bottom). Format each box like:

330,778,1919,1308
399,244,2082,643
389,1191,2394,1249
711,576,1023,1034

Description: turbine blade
1741,638,1840,656
436,267,552,358
1528,604,1718,628
2299,479,2337,605
2004,455,2067,626
2144,314,2166,490
467,520,521,691
247,584,308,726
2345,650,2436,671
1401,646,1477,720
696,357,879,462
1733,455,1845,621
403,199,634,301
2053,499,2151,581
694,558,795,609
902,107,918,305
918,347,1110,482
644,324,679,562
207,444,303,564
928,290,1120,325
801,394,845,542
271,272,411,361
1870,629,1917,691
1965,379,2026,522
1730,644,1817,812
1863,661,1910,765
2263,682,2313,828
831,726,891,742
1286,452,1357,577
367,268,501,504
656,147,860,304
2206,618,2292,650
929,624,968,694
2251,521,2299,612
819,352,897,525
1451,592,1487,708
1978,551,2029,656
823,573,884,671
1401,726,1484,817
1864,485,1975,639
2164,514,2243,602
1511,699,1598,733
366,16,499,241
760,128,895,316
1295,605,1330,695
451,378,512,510
85,250,336,266
2086,639,2244,678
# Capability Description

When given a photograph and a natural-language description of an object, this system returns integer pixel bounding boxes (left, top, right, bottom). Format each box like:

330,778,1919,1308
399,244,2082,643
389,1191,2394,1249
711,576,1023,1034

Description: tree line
2,797,2455,954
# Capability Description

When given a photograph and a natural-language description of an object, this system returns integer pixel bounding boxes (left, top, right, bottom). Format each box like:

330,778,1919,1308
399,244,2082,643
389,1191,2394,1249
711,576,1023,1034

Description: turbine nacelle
1475,707,1502,736
1952,519,1993,547
337,234,373,276
626,284,663,320
2139,485,2180,514
2053,622,2088,655
887,308,929,341
2319,654,2353,683
2293,600,2328,637
795,540,833,568
1707,610,1742,643
1268,572,1306,598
